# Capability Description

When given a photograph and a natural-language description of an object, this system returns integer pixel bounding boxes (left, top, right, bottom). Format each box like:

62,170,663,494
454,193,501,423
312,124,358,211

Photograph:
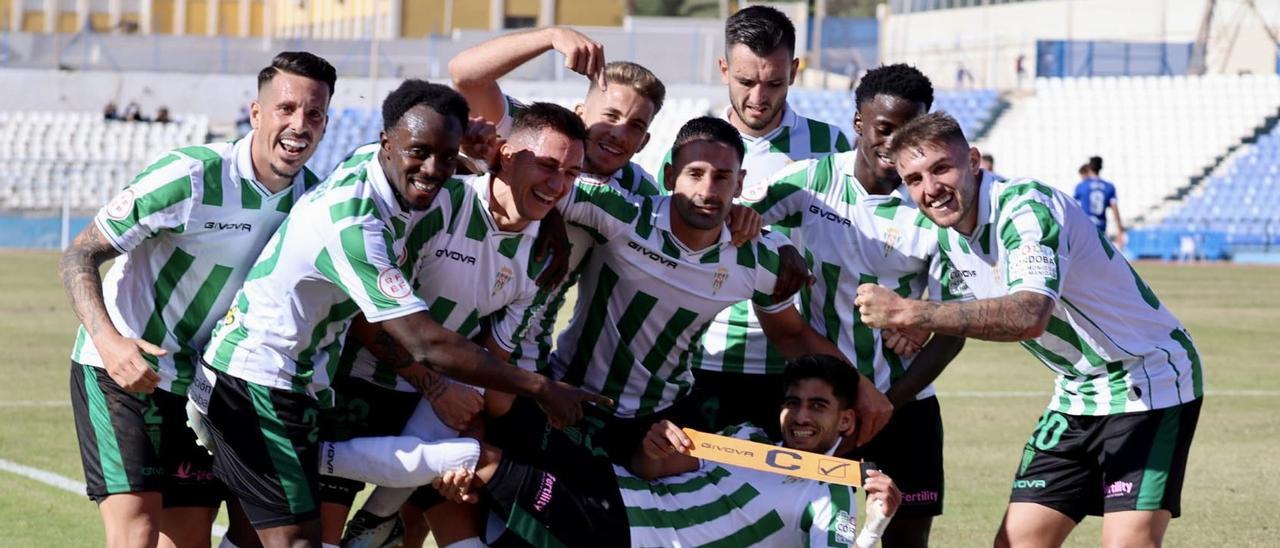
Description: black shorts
846,396,945,518
317,376,421,507
196,363,321,529
70,361,226,507
688,369,785,440
1009,399,1202,522
484,428,629,546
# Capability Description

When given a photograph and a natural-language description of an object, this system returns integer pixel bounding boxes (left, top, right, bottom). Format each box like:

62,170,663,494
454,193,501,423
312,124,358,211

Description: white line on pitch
0,400,71,407
945,389,1278,398
0,457,227,538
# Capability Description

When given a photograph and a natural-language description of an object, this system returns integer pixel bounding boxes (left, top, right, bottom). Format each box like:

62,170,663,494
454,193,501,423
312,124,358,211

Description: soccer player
542,116,887,468
857,112,1203,548
191,80,607,546
59,51,335,548
679,4,856,433
411,354,903,546
742,64,966,547
1073,156,1125,247
315,102,587,546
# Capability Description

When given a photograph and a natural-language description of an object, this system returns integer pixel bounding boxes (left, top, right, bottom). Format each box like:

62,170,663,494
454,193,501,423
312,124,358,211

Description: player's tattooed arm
856,284,1054,342
59,224,163,392
350,315,449,400
58,224,120,339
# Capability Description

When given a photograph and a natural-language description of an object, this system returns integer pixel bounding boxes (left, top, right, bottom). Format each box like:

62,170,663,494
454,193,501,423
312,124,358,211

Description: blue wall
0,215,93,249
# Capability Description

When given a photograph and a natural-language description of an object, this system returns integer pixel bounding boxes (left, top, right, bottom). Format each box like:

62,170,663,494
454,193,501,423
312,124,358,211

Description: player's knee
400,505,431,548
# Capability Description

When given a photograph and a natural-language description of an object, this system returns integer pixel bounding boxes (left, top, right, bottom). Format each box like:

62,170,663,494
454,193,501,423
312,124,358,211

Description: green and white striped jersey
508,166,662,376
939,172,1204,415
202,143,432,404
341,173,548,392
70,133,319,395
617,424,860,547
680,105,853,375
741,152,945,397
550,183,794,418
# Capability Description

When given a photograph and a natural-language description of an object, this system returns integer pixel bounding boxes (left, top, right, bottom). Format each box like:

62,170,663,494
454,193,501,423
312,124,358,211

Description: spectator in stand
103,102,119,121
123,101,146,122
154,106,171,124
980,153,1002,179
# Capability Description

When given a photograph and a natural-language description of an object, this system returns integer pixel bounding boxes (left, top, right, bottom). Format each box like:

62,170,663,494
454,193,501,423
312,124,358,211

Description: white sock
320,435,479,487
401,398,463,440
443,537,487,548
322,544,340,548
363,485,416,518
215,537,239,548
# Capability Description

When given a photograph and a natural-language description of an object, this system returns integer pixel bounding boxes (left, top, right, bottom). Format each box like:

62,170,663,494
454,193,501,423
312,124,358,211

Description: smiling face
250,71,331,187
576,85,656,177
854,94,929,190
895,139,983,235
379,105,463,211
495,127,584,230
665,140,743,239
720,43,797,136
780,378,854,453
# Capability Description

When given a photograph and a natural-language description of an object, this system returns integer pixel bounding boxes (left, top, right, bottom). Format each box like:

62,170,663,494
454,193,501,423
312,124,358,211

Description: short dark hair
782,355,860,409
1089,155,1104,174
981,153,994,164
1079,163,1093,176
725,5,796,58
258,51,337,98
381,79,470,131
589,61,666,114
511,102,589,143
886,111,968,160
855,63,934,111
672,116,746,164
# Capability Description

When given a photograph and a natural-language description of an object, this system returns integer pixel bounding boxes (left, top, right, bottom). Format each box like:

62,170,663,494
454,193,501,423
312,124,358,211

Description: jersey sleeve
748,230,798,314
800,484,859,547
743,158,819,227
94,151,201,253
319,215,429,322
492,95,527,139
558,180,639,242
997,190,1070,300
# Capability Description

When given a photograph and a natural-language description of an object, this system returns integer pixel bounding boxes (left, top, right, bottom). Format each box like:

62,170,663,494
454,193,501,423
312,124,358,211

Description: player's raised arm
631,419,699,480
449,27,605,126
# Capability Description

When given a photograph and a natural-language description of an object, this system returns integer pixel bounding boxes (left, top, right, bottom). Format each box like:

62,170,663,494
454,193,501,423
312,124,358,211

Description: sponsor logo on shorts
1104,480,1134,498
377,267,412,299
105,188,136,220
1012,479,1047,489
173,461,216,482
902,490,940,504
533,472,557,512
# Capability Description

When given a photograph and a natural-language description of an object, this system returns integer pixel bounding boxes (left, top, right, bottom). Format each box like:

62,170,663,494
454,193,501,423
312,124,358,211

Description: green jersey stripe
720,302,751,374
177,146,224,206
616,465,732,495
330,198,382,224
564,265,620,386
507,505,568,548
296,300,360,392
626,482,761,528
874,197,903,220
574,183,641,225
138,248,197,365
1169,329,1204,397
701,511,786,548
807,119,832,154
995,180,1057,212
128,154,180,186
465,202,489,241
337,225,399,311
240,180,262,210
497,235,521,259
210,293,252,368
247,383,315,514
168,262,234,393
768,126,791,153
601,292,659,402
82,366,130,493
1135,405,1181,510
826,482,853,546
249,219,291,281
637,307,700,413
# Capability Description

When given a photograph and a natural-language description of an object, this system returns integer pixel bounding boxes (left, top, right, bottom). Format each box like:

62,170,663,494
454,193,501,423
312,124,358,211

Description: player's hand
642,420,692,460
1114,230,1127,251
850,375,892,447
773,244,815,302
882,327,929,358
427,382,484,432
460,116,500,171
726,205,762,247
533,208,571,289
854,283,911,329
548,27,606,88
98,333,165,393
431,469,479,504
863,469,901,518
534,380,613,429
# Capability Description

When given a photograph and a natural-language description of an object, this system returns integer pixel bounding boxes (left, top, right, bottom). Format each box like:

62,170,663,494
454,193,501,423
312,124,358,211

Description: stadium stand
0,111,209,211
789,88,1003,141
304,97,714,181
976,75,1280,225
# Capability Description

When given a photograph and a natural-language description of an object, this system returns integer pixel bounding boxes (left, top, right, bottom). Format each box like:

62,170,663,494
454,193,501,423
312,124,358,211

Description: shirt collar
237,129,306,198
653,195,733,252
364,150,406,219
967,168,999,243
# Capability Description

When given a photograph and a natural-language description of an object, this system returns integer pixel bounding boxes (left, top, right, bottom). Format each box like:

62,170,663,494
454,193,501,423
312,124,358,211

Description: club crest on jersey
833,509,857,544
105,188,136,220
740,181,768,203
711,267,730,294
377,267,412,299
492,267,513,296
882,227,901,257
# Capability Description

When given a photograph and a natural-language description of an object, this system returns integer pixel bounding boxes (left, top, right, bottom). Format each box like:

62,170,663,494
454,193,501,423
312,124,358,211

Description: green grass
1,251,1276,546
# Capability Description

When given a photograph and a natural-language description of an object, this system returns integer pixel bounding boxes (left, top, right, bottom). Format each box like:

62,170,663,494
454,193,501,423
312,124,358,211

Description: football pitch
0,250,1275,546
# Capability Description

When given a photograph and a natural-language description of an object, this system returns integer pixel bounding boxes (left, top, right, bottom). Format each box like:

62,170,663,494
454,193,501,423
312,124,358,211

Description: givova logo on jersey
492,267,513,296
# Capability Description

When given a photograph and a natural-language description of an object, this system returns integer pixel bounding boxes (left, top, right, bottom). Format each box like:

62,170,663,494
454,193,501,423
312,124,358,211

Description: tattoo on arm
58,226,119,339
914,293,1053,342
400,365,450,401
370,329,414,369
373,328,451,400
